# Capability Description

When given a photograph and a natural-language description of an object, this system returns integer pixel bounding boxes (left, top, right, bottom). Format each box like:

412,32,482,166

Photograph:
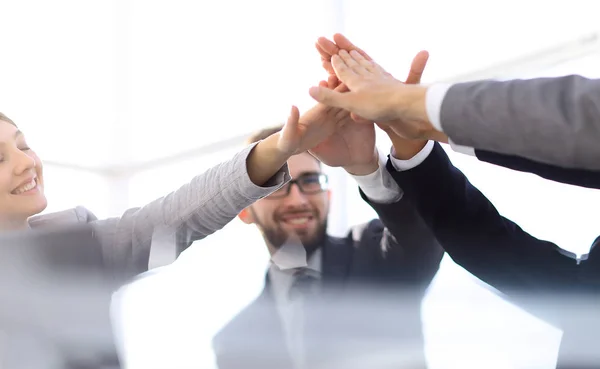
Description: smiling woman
0,108,341,280
0,112,47,230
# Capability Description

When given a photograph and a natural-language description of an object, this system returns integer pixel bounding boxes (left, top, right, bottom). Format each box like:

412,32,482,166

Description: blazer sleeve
356,190,445,289
440,75,600,171
475,149,600,189
90,141,290,276
386,142,582,304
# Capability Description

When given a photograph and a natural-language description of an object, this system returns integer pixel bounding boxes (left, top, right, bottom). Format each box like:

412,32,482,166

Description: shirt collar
270,241,322,274
268,248,323,310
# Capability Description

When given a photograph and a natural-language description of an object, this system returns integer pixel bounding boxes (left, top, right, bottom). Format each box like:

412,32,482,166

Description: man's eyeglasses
267,173,329,199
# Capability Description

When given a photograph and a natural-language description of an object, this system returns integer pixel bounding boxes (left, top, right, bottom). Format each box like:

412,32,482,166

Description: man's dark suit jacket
387,142,600,369
212,193,444,369
476,149,600,189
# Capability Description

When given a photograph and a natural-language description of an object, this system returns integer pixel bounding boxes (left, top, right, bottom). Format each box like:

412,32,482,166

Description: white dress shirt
347,148,405,204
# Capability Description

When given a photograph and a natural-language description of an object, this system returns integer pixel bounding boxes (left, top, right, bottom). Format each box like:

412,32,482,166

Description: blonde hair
0,112,16,126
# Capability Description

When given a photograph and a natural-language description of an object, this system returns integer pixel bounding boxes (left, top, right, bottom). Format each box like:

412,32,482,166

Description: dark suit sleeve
475,149,600,189
387,142,581,297
357,189,444,288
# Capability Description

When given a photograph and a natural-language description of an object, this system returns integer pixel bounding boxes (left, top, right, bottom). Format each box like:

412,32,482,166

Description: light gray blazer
441,75,600,171
27,143,290,277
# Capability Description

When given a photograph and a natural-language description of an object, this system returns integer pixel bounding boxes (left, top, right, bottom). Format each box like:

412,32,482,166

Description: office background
2,0,600,367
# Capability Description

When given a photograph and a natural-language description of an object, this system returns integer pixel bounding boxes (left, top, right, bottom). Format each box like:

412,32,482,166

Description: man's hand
309,49,441,140
307,80,378,176
313,34,448,141
315,33,428,86
310,49,418,121
276,104,340,156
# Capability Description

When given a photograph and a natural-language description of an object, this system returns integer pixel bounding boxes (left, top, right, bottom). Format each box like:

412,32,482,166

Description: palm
280,104,347,155
310,117,375,167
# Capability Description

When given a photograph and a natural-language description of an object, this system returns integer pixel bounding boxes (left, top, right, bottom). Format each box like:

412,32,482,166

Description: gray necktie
287,269,320,369
289,269,319,301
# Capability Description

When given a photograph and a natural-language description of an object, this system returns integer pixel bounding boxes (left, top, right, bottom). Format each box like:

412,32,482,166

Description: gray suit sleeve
441,75,600,170
91,141,290,275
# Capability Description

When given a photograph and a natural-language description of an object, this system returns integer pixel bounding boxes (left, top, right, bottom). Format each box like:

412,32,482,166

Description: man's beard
258,219,328,256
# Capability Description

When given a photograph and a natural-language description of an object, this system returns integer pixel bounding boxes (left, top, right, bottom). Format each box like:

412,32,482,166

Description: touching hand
276,100,346,157
313,34,441,140
315,33,427,87
307,79,378,175
309,49,434,139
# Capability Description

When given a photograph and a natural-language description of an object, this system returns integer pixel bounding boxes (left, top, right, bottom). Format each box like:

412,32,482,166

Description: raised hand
307,79,378,175
316,33,428,87
314,34,435,139
247,103,365,187
310,49,409,121
276,94,350,157
309,49,440,141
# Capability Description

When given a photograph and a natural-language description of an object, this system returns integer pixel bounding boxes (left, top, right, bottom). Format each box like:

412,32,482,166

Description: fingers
316,37,339,58
337,50,374,80
322,60,334,76
327,75,338,89
290,105,300,121
350,49,378,73
338,50,377,77
319,78,348,92
331,53,358,85
405,50,429,85
332,33,372,61
315,41,330,60
286,105,300,127
316,42,335,75
308,86,351,110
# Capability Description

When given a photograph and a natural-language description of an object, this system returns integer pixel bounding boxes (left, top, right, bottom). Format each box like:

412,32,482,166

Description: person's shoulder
28,206,98,228
345,219,384,244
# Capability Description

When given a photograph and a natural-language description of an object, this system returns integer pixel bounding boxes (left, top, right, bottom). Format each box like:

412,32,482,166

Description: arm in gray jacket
441,75,600,171
29,142,289,277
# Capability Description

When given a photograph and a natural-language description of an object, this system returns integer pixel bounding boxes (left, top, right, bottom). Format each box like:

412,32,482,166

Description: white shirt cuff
425,83,453,133
389,140,435,171
349,149,404,204
448,140,476,156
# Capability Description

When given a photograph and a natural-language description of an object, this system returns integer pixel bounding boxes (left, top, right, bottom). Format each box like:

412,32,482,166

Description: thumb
280,105,300,142
405,50,429,85
308,86,350,109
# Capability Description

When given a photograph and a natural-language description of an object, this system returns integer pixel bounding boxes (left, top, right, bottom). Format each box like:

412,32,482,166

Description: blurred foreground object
0,225,125,369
